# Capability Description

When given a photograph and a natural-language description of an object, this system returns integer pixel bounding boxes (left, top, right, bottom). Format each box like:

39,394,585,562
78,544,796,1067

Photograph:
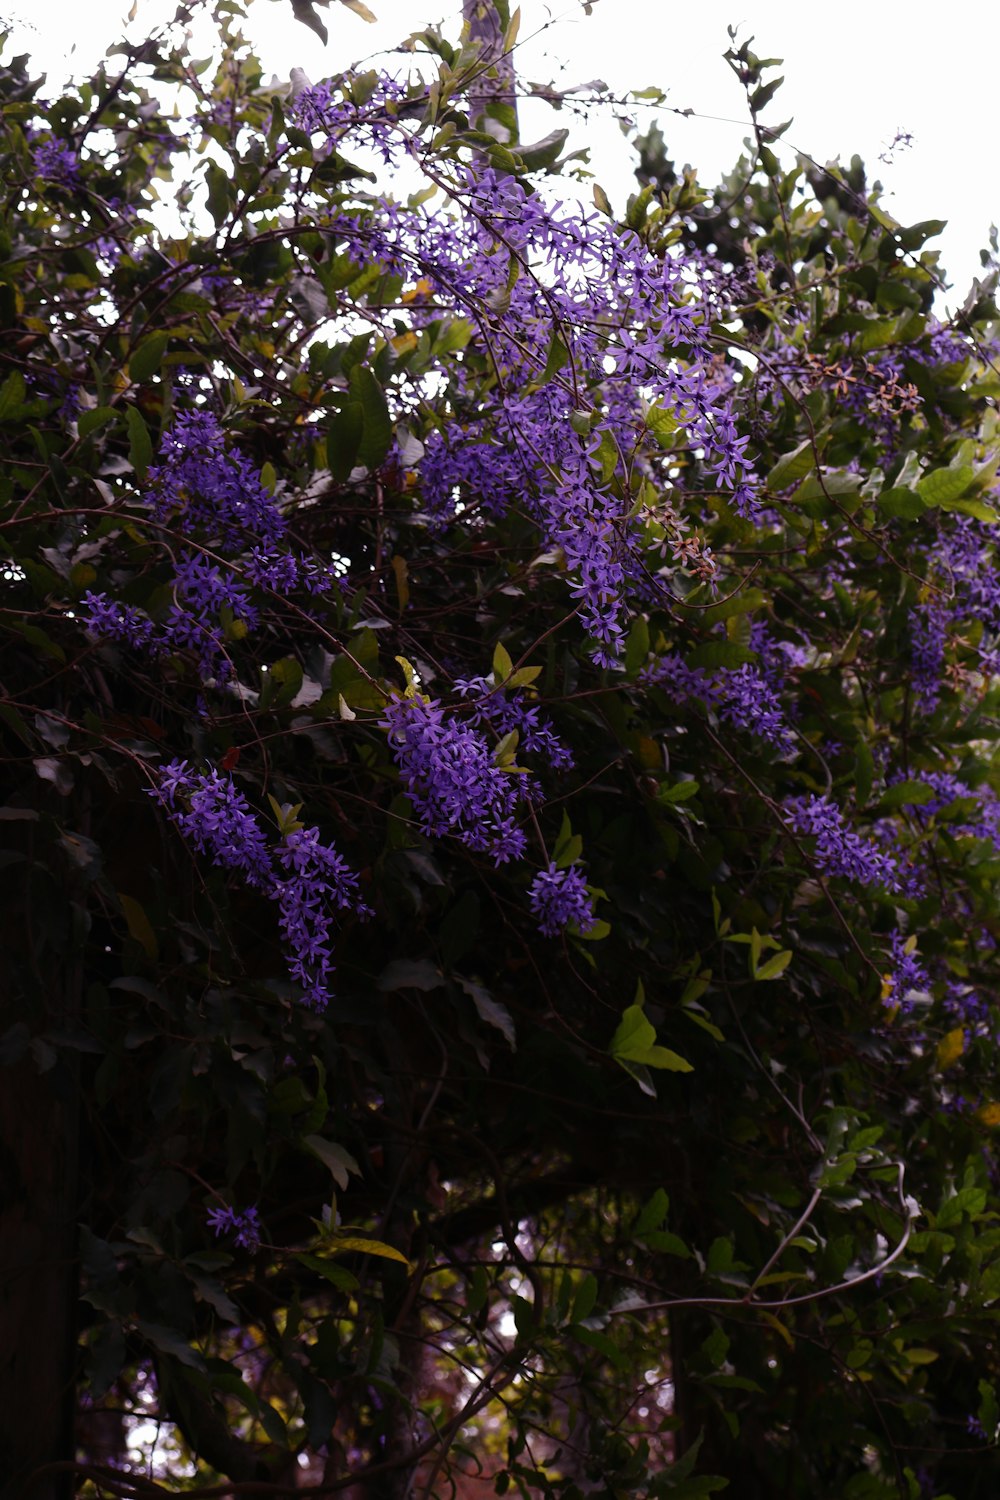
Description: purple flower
207,1204,261,1253
642,652,791,750
148,410,285,548
911,600,950,713
382,694,529,864
146,761,369,1007
32,139,78,185
148,760,272,887
81,592,159,653
453,675,574,770
528,863,596,938
784,795,902,891
272,825,373,1009
881,932,930,1014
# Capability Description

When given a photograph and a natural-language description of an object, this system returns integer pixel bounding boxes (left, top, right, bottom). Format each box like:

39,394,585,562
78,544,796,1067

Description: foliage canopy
4,4,1000,1498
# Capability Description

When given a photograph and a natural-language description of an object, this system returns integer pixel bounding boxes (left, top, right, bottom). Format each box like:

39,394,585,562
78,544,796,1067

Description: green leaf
571,1272,598,1322
130,331,169,383
659,780,699,804
945,496,1000,523
702,1326,730,1368
303,1136,361,1191
877,486,926,519
327,400,364,481
642,1229,691,1257
349,364,393,470
876,780,935,811
78,405,118,438
978,1379,999,1442
686,642,755,671
0,370,26,422
204,160,233,227
634,1188,669,1236
492,641,514,682
517,128,569,172
610,1004,693,1072
377,959,445,992
265,656,304,709
700,588,767,627
323,1235,410,1268
643,1044,694,1072
569,1323,627,1368
136,1320,206,1370
754,949,792,981
610,1003,657,1059
767,438,816,490
294,1253,359,1291
916,466,975,507
457,977,516,1050
125,405,153,480
118,894,158,962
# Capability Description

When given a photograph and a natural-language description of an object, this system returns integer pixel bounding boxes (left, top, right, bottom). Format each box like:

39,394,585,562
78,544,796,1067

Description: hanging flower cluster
82,411,332,680
148,761,370,1007
381,694,530,865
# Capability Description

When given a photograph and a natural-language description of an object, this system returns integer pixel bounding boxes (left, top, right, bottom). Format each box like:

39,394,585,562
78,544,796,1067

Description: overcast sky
8,0,999,309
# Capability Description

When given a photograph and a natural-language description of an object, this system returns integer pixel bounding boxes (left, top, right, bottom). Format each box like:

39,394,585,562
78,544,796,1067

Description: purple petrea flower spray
207,1204,261,1253
642,652,792,751
881,932,931,1014
32,139,79,185
147,761,369,1008
528,863,596,938
784,795,903,891
453,675,574,770
147,410,286,547
272,825,373,1010
382,694,529,864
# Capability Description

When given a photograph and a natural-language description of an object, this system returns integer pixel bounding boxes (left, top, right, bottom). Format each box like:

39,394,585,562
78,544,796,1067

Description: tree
3,5,1000,1497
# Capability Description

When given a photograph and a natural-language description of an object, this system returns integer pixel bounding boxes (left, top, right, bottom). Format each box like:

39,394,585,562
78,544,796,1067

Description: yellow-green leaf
754,949,792,982
937,1027,965,1070
325,1235,410,1267
119,893,158,962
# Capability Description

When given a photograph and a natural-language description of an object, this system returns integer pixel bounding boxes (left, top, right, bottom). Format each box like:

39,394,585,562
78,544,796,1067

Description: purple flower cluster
528,862,596,938
911,601,949,713
322,157,760,659
882,932,930,1014
207,1204,261,1253
642,652,792,750
148,410,285,547
943,981,992,1037
909,517,1000,711
150,759,273,886
290,72,408,165
272,826,373,1009
81,593,159,653
32,139,78,185
382,694,529,864
909,771,1000,851
784,795,902,891
82,411,334,683
147,760,368,1007
453,676,574,770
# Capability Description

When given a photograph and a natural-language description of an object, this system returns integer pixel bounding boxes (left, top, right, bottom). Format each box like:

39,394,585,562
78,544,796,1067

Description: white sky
8,0,1000,310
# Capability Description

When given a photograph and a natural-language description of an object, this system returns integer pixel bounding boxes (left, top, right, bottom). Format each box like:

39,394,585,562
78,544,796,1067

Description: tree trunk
0,1053,80,1500
462,0,518,142
0,814,82,1500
